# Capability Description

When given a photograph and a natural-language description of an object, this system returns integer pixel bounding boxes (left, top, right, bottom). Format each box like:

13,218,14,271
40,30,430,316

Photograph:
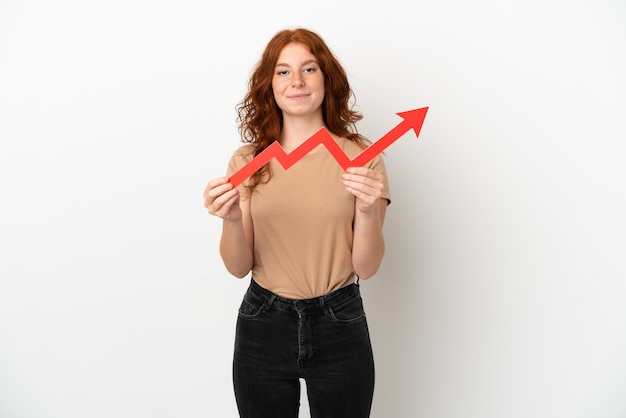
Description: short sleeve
226,145,256,199
366,154,392,205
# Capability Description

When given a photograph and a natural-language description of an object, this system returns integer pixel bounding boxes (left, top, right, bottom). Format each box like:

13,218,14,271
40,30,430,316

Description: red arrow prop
228,106,429,187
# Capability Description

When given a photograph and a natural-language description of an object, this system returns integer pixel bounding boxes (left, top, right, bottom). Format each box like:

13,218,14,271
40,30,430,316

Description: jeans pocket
327,294,366,324
238,290,268,319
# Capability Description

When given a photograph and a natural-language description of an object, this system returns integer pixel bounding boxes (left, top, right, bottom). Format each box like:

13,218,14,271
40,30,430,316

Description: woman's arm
204,177,254,278
341,167,388,279
352,199,387,279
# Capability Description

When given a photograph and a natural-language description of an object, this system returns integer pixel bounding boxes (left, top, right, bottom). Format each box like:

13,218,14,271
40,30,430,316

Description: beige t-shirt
226,137,391,299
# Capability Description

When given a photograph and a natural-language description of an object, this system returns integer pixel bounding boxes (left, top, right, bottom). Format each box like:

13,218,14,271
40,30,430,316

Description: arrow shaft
228,107,428,187
351,121,412,167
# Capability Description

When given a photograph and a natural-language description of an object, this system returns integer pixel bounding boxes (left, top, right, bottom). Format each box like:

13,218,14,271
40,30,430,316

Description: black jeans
233,278,375,418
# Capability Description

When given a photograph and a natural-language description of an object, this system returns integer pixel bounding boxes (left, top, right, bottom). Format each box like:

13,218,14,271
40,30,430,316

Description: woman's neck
279,114,326,153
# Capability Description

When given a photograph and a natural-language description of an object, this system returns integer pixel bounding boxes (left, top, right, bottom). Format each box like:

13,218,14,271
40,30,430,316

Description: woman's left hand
341,167,385,213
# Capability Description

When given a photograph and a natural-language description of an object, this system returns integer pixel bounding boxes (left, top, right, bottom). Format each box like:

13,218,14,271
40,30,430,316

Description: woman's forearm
351,199,387,279
220,218,254,278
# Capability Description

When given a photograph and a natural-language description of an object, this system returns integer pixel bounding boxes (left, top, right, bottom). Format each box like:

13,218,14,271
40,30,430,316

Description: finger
342,169,383,185
205,186,238,211
342,179,383,195
344,186,379,211
345,166,382,179
341,174,383,197
345,166,369,175
204,181,234,202
345,183,383,212
204,176,230,196
210,191,240,216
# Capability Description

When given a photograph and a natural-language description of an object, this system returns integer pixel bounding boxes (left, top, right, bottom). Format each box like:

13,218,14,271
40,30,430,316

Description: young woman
204,28,391,418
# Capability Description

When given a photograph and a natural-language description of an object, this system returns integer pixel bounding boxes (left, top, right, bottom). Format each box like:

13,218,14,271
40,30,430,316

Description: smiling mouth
288,94,309,99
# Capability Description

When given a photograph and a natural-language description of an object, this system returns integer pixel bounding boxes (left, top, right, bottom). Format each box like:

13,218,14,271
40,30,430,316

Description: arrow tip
396,107,428,122
395,107,428,137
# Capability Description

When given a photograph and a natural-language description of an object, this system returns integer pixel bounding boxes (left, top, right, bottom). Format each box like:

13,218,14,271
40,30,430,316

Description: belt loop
318,296,325,311
265,294,277,311
355,274,360,286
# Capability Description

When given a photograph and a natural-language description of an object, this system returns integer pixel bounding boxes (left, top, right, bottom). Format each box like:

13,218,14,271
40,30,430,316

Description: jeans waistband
248,278,360,315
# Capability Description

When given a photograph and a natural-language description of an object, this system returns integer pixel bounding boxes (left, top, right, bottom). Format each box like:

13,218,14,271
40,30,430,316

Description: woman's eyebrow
275,59,318,68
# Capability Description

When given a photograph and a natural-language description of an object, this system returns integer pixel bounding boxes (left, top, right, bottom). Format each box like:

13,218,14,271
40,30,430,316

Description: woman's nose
291,74,304,87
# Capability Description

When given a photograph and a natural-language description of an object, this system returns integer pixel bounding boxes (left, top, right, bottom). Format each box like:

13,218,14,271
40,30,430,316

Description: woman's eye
304,67,317,73
276,70,289,75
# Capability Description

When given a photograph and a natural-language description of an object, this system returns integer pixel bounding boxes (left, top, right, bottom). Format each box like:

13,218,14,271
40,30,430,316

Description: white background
1,0,625,417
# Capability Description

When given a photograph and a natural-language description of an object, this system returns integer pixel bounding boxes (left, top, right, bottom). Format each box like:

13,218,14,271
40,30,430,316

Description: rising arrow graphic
228,106,429,187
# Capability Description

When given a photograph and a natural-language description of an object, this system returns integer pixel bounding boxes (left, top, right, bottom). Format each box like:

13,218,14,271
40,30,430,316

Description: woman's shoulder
229,144,256,163
226,144,256,174
231,143,256,158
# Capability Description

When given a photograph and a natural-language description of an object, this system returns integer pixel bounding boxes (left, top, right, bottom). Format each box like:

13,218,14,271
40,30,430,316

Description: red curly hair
236,28,367,189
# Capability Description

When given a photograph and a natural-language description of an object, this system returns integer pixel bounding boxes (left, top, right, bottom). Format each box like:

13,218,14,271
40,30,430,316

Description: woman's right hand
203,177,242,221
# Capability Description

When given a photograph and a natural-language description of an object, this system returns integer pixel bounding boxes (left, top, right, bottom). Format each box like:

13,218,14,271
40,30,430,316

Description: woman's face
272,42,325,120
